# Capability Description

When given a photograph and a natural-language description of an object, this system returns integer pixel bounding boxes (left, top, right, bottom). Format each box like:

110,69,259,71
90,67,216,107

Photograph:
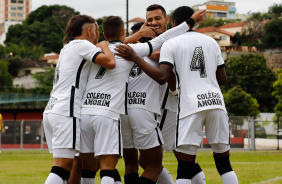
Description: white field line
250,176,282,184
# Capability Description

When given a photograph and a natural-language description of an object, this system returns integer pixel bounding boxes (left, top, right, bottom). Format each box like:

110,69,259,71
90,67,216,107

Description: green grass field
0,150,282,184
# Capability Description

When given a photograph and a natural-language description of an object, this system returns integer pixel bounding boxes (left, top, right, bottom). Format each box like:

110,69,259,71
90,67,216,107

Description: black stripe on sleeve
161,86,169,109
217,63,225,69
70,86,75,117
72,117,76,149
159,61,174,69
92,51,103,63
75,59,87,89
147,42,153,56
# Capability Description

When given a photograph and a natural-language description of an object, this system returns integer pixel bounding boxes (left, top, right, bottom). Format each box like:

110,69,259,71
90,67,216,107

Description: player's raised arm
95,41,116,69
124,21,156,44
129,9,206,57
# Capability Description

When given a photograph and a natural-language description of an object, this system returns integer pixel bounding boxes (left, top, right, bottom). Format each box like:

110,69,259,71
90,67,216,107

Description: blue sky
32,0,281,20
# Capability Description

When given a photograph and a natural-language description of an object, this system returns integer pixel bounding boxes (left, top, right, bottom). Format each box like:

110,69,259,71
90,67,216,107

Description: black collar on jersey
187,30,194,32
109,40,123,44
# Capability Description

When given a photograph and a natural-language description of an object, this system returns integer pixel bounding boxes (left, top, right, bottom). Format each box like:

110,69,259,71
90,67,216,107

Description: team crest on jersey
130,64,143,78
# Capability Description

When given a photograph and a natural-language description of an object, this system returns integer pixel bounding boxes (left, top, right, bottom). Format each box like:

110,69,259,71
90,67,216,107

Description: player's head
65,15,98,44
103,16,125,42
131,22,144,35
172,6,194,27
146,4,170,35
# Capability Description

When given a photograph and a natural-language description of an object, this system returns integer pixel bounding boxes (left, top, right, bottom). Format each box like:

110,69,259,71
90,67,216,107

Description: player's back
81,41,134,116
160,31,227,119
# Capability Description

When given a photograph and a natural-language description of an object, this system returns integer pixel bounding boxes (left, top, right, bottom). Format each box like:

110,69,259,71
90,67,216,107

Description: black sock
113,169,121,182
214,155,233,175
124,173,139,184
138,176,155,184
100,169,115,179
81,169,96,178
50,166,70,181
177,159,196,180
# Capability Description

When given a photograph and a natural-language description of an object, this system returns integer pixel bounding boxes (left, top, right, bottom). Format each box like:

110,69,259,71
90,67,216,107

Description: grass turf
0,150,281,183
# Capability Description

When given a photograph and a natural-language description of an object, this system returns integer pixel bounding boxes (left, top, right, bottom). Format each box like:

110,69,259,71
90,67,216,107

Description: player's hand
149,49,160,61
114,45,139,61
191,9,206,24
96,41,109,48
140,21,156,38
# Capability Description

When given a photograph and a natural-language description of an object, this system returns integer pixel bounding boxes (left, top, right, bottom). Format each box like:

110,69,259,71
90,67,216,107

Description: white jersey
127,57,161,115
159,31,227,119
44,39,102,118
159,83,178,113
81,21,191,119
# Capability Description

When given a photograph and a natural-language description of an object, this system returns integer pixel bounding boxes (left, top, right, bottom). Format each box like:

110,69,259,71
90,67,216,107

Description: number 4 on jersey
190,46,207,78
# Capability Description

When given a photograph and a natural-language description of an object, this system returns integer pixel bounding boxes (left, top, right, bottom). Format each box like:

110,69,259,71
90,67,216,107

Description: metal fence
0,114,281,151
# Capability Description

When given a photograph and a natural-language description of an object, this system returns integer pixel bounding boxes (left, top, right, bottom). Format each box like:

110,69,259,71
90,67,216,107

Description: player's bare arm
124,21,156,44
191,9,207,24
95,41,116,69
148,49,160,61
216,67,227,85
115,44,171,85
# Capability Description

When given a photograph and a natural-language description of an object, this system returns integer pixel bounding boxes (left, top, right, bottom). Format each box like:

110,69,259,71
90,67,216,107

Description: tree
273,69,282,116
241,19,264,49
223,54,277,112
262,18,282,48
197,17,238,29
96,16,107,42
5,5,79,53
6,56,23,77
223,87,260,116
32,67,55,94
269,3,282,19
0,59,13,92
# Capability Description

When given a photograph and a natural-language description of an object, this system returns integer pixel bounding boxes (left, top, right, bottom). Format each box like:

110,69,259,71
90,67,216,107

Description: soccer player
121,4,178,184
80,10,206,184
43,15,115,184
115,6,239,184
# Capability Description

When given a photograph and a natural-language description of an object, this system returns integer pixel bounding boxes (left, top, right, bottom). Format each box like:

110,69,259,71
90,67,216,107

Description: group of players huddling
43,3,239,184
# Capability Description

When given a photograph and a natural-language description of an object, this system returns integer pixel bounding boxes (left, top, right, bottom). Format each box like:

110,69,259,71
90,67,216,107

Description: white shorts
43,113,80,155
80,114,122,158
158,109,177,152
121,108,163,150
176,109,230,150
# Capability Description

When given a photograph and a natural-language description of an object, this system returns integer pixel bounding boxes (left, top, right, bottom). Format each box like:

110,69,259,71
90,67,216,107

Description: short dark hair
146,4,166,17
65,15,96,39
103,16,124,40
172,6,194,25
131,22,144,34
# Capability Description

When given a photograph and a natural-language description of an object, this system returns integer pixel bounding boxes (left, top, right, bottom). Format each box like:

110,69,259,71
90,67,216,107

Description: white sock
221,171,239,184
191,171,206,184
114,181,121,184
45,173,64,184
157,167,175,184
176,179,191,184
101,176,114,184
81,177,95,184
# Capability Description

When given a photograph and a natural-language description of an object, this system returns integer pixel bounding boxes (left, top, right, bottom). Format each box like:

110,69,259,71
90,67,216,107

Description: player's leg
120,114,140,183
94,116,122,184
113,169,122,184
44,114,80,184
205,109,238,184
174,111,207,184
80,114,99,184
68,154,82,184
158,109,177,184
129,108,164,183
191,162,206,184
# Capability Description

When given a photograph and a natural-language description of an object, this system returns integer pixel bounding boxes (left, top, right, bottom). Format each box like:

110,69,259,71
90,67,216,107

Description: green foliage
197,17,238,29
248,12,271,21
5,5,79,53
273,69,282,116
6,43,44,61
6,56,23,76
96,16,108,42
224,54,277,112
0,59,13,92
223,87,260,116
262,18,282,48
32,67,55,94
268,3,282,19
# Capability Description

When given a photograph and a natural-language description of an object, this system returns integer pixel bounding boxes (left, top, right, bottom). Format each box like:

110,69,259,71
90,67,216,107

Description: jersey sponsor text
128,91,146,105
197,92,222,108
83,92,111,107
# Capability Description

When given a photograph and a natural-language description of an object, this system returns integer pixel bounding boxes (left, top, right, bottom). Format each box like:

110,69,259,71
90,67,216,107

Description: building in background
0,0,32,45
193,0,236,20
124,17,145,34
